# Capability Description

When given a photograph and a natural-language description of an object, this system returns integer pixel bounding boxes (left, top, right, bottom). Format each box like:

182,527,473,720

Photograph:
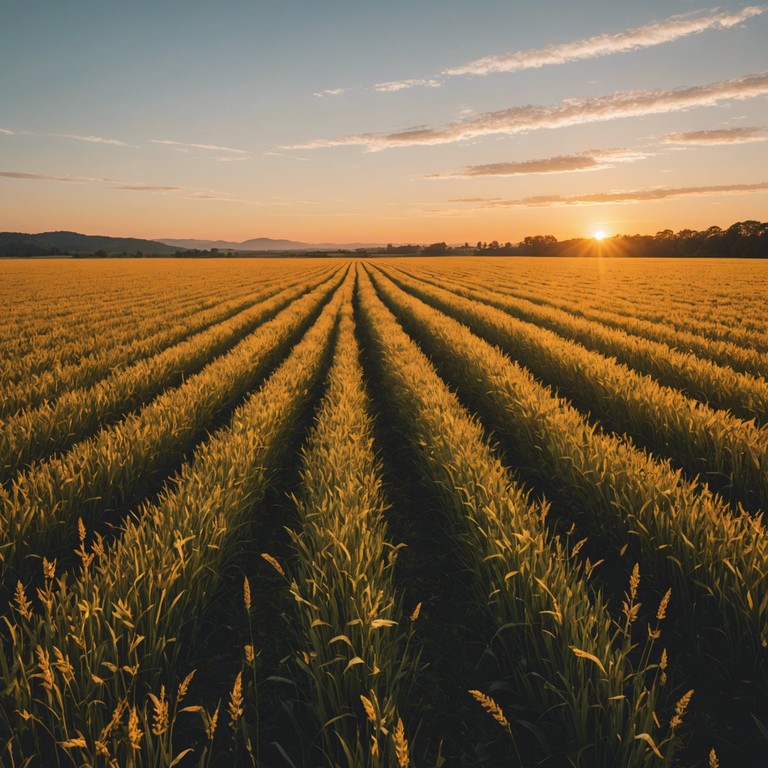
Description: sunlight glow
593,230,607,240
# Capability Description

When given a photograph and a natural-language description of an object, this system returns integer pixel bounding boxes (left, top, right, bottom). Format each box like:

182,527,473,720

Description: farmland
1,256,767,767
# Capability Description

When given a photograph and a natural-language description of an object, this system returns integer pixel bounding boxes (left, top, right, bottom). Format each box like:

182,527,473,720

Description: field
1,256,767,768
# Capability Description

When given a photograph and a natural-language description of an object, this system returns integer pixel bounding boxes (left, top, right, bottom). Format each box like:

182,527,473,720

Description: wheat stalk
393,716,409,768
469,689,512,733
127,706,142,750
149,685,169,736
228,671,244,727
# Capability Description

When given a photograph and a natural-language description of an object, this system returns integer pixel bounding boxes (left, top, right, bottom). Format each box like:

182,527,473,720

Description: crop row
464,259,768,350
1,270,351,766
393,264,768,425
358,266,676,766
413,260,768,380
366,266,768,727
417,258,768,352
1,258,764,766
0,268,338,482
0,268,330,418
0,268,229,356
0,278,237,368
0,268,346,597
0,265,330,391
284,278,414,766
379,265,768,513
0,261,323,370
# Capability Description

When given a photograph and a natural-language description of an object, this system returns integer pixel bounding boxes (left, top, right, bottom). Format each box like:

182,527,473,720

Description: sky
1,0,767,244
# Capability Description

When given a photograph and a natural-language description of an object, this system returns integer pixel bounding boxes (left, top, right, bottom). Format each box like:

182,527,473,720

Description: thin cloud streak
426,148,648,178
114,184,183,193
150,139,249,154
1,169,257,205
184,191,255,203
53,133,132,147
445,6,766,76
313,88,349,97
263,150,311,162
186,192,235,200
452,181,768,208
664,126,767,144
374,78,442,92
0,170,101,183
290,72,768,150
317,7,764,95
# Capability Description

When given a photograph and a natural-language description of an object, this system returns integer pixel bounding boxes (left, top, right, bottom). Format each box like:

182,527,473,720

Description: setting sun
593,230,607,240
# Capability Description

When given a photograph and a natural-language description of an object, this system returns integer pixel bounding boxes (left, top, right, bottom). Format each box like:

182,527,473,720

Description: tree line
384,220,768,258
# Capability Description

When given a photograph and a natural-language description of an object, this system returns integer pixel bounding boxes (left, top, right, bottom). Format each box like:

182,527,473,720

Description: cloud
117,185,256,203
315,7,764,99
1,170,254,204
0,128,16,135
313,87,349,97
663,126,767,144
52,133,132,147
268,197,322,207
186,192,234,200
184,191,253,202
373,78,442,93
263,150,311,162
211,155,254,163
113,184,183,193
290,72,768,150
150,139,249,154
0,170,99,183
426,148,648,178
444,6,766,76
451,181,768,208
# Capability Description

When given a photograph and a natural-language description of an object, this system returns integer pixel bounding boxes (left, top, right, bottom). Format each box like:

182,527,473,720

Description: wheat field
1,256,766,767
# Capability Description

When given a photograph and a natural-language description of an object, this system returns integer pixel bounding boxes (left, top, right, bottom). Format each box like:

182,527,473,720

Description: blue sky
1,0,767,242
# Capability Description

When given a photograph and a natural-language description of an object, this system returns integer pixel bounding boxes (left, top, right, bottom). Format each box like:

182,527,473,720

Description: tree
422,242,449,256
521,235,557,253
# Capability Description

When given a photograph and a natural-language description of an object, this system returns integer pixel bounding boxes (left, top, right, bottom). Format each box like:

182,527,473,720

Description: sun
593,230,607,241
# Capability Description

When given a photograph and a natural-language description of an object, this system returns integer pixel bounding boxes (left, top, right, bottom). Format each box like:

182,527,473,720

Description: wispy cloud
451,181,768,208
186,192,234,200
114,184,183,193
374,78,442,93
663,126,767,144
0,170,101,183
117,184,256,203
290,72,768,150
150,139,249,154
445,6,766,76
52,133,132,147
1,169,256,204
263,150,311,162
3,128,132,145
426,148,648,178
326,6,766,95
313,87,349,97
268,197,322,207
1,128,38,137
184,191,255,202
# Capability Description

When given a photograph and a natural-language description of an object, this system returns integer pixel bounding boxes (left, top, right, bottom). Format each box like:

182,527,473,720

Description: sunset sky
1,0,767,244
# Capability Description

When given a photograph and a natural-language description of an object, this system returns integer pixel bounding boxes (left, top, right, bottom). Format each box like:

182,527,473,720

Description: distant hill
158,237,386,252
0,231,179,257
0,230,389,257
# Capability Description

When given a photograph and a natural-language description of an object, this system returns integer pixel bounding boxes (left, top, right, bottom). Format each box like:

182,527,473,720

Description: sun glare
593,230,607,240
